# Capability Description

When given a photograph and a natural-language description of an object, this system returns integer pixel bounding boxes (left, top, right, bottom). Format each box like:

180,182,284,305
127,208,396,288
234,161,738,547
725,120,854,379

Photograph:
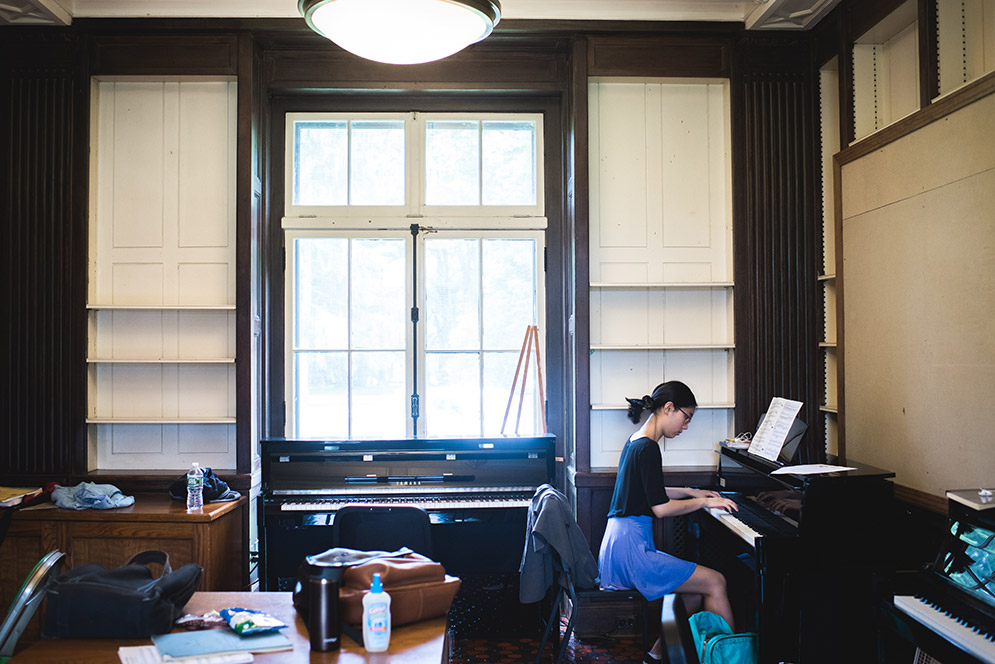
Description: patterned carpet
447,575,650,664
450,627,648,663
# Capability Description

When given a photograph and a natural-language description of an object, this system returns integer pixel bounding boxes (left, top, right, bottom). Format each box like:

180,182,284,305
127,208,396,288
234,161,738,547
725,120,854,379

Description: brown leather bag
338,551,460,627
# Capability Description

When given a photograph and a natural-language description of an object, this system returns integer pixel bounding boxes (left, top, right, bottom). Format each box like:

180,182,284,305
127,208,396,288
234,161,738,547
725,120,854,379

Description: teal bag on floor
688,611,758,664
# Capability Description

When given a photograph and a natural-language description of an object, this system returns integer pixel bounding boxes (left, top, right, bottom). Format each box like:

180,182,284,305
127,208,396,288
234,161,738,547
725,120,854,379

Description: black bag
167,467,241,503
43,550,202,638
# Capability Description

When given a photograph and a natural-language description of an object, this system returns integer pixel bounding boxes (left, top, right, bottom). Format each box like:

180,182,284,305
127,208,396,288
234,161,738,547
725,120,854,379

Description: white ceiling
1,0,842,30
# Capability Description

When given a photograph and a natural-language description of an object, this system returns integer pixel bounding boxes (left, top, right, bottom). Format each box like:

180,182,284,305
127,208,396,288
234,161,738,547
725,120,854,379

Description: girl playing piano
598,380,739,664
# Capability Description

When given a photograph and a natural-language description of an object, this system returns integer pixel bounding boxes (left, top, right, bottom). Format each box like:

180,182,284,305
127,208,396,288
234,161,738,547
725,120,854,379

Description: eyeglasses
678,407,694,424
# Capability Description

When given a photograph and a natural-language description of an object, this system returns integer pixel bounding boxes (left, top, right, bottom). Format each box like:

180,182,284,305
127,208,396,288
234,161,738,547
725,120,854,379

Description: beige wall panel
590,349,666,407
176,311,234,359
843,92,995,218
111,263,164,305
109,425,164,455
660,262,713,282
597,290,652,345
843,162,995,496
662,291,720,344
852,45,880,141
599,262,650,283
112,83,165,249
177,365,232,417
178,82,233,249
176,424,232,455
660,84,711,248
177,263,230,304
881,23,920,125
107,365,165,418
595,83,649,248
108,310,165,359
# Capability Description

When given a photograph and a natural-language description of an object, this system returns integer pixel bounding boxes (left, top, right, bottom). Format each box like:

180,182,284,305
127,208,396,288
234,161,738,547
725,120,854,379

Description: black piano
878,488,995,664
259,435,554,591
690,444,895,664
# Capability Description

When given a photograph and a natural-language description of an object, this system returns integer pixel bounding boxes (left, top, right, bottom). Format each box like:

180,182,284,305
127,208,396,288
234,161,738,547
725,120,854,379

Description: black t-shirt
607,437,669,518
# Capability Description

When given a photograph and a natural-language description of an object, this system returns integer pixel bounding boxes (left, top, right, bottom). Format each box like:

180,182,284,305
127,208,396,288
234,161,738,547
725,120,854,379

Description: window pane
296,352,348,438
351,121,405,205
425,121,479,205
426,352,480,437
352,238,407,350
483,351,538,436
482,121,536,206
482,239,537,350
425,238,480,350
295,238,348,349
351,351,406,438
295,121,348,206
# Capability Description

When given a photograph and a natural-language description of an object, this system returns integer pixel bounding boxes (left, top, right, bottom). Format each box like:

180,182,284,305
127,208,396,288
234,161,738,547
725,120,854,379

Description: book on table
152,629,292,660
0,486,42,508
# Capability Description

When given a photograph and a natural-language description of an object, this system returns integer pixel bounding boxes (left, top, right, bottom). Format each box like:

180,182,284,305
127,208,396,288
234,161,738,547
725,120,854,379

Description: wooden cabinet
0,493,245,643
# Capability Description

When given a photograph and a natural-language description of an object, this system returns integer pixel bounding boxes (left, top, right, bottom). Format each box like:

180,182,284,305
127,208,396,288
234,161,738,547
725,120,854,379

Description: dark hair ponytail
624,380,697,424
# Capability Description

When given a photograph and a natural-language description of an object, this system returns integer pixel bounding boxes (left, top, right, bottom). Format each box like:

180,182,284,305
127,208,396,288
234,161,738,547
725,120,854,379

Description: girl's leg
673,565,735,630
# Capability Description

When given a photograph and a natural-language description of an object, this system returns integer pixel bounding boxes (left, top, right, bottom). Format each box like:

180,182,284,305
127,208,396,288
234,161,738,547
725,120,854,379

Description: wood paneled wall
732,38,824,463
0,31,86,480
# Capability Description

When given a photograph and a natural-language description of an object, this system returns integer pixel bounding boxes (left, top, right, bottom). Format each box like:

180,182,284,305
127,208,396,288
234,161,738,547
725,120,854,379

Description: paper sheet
771,464,857,476
747,397,803,461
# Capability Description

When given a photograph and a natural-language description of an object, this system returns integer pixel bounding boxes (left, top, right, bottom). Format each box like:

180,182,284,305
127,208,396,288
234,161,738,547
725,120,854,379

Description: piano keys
259,435,554,591
691,444,895,664
880,489,995,664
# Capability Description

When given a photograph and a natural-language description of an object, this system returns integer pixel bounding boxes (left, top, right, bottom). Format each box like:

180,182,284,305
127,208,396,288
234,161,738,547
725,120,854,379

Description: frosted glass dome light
299,0,502,66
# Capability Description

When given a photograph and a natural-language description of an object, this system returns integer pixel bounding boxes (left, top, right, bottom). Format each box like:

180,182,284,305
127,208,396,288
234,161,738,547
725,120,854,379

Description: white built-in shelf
86,417,236,424
818,274,836,281
591,344,734,351
86,358,235,364
590,282,734,289
87,304,235,310
592,402,735,411
819,405,839,414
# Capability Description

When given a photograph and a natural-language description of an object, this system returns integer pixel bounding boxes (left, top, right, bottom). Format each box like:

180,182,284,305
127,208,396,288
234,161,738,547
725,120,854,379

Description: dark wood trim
588,36,732,78
918,0,939,106
89,34,239,76
838,68,995,165
570,35,591,475
894,483,947,515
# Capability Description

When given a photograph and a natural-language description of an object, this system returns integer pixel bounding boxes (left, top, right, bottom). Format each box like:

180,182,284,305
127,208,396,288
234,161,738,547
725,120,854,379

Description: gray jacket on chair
519,483,599,603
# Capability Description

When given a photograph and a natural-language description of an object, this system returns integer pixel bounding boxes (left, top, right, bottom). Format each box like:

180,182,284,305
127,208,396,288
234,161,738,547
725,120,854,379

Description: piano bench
567,588,661,648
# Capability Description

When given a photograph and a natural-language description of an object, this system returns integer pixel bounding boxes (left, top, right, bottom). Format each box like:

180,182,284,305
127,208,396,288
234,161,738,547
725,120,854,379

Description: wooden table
10,592,449,663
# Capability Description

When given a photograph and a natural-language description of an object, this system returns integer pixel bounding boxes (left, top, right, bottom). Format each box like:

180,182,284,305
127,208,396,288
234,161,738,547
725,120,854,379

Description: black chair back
332,504,433,558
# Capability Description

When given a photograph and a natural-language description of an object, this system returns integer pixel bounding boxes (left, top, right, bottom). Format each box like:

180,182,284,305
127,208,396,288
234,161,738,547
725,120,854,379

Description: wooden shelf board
590,282,734,289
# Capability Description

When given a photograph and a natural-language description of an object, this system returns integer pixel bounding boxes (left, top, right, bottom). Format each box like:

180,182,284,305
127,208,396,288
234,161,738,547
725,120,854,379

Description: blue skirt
598,516,696,601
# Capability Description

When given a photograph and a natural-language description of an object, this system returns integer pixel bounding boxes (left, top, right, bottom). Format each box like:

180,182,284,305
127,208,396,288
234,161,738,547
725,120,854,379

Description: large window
284,113,546,439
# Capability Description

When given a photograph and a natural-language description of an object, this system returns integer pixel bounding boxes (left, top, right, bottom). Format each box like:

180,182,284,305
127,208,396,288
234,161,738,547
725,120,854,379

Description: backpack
688,610,758,664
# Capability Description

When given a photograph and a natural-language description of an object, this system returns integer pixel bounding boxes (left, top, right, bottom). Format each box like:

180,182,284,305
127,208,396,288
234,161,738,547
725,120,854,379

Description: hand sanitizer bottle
362,572,391,652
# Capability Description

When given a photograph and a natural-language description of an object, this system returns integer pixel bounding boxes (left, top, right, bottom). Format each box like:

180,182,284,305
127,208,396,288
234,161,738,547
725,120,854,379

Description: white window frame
284,112,545,223
283,110,547,439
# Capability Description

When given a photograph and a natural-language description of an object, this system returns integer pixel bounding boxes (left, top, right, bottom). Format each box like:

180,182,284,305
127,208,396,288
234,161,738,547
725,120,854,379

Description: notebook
152,629,292,660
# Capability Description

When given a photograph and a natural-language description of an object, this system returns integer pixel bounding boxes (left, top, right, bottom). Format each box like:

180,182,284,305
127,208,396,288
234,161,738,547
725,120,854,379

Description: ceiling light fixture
299,0,502,66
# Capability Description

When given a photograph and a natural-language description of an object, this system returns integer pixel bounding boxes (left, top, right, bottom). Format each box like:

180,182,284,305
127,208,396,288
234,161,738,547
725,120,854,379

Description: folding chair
332,504,433,557
0,550,65,660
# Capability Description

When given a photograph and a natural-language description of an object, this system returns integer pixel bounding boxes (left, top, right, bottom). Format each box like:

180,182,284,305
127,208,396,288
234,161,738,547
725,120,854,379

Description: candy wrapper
220,607,288,635
175,610,229,630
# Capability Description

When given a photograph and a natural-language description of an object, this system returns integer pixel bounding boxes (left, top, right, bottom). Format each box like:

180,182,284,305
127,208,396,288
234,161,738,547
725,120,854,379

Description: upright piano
691,444,895,664
259,435,554,591
878,488,995,664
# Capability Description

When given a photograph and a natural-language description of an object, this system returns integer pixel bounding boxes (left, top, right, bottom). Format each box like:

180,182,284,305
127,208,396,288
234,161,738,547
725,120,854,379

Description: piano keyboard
894,594,995,664
705,507,764,548
279,494,532,512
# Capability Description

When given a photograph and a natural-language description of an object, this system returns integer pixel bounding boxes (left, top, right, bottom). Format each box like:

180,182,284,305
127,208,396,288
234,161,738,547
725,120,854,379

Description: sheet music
748,397,803,462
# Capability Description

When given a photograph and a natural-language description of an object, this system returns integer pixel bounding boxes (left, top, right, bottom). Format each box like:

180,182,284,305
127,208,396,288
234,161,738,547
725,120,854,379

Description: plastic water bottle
186,462,204,511
362,572,391,652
